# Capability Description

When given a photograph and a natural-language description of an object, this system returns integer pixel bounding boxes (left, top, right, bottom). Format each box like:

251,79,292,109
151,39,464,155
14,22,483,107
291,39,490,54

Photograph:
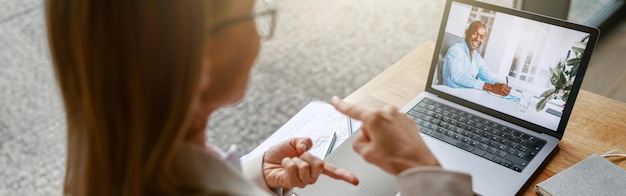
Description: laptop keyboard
407,97,546,172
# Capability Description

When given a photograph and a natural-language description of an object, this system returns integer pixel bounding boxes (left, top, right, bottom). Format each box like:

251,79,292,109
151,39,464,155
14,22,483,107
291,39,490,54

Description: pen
323,132,337,159
506,76,509,85
347,116,353,136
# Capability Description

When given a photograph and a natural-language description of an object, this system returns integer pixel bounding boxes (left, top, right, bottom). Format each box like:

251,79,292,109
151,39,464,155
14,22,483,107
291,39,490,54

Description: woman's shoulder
167,142,268,195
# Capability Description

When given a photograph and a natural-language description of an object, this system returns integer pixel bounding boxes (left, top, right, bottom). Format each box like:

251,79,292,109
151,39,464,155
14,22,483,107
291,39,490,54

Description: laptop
294,0,599,195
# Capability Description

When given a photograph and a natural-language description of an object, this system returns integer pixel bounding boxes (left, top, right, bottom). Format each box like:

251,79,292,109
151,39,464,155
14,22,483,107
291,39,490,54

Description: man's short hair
467,21,487,31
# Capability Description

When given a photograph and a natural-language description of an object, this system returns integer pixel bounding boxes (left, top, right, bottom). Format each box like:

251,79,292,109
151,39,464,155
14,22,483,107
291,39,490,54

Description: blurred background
1,0,624,194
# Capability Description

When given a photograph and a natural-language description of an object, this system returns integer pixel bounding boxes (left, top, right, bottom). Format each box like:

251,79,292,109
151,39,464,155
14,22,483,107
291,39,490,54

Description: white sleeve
397,166,473,196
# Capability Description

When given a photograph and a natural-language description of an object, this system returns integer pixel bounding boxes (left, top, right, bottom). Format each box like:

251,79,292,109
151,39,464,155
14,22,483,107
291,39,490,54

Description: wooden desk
344,41,626,196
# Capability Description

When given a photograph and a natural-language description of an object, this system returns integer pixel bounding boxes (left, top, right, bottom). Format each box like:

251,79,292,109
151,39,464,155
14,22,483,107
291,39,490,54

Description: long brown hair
46,1,228,195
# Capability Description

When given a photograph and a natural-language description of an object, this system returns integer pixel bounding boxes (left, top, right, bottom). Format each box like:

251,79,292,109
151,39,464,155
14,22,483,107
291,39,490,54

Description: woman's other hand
331,96,440,175
262,137,359,188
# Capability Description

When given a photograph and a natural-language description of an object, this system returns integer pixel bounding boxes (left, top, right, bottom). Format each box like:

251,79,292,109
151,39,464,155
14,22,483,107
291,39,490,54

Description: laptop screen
428,0,598,136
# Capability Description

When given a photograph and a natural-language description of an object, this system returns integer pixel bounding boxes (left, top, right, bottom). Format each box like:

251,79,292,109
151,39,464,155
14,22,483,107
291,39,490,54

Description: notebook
294,0,599,195
535,154,626,196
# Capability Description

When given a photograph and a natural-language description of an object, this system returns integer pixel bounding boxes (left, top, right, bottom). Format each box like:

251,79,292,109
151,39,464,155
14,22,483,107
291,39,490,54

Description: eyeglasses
211,0,278,40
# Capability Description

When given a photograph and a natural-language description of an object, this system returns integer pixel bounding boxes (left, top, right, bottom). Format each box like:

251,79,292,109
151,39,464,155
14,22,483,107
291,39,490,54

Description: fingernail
298,143,307,151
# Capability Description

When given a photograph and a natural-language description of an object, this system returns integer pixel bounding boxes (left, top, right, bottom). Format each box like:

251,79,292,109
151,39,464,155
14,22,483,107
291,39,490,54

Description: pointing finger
322,162,359,186
331,96,370,121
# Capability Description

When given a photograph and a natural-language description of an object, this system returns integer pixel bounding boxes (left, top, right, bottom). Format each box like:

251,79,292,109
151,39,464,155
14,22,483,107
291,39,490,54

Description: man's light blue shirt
442,41,496,89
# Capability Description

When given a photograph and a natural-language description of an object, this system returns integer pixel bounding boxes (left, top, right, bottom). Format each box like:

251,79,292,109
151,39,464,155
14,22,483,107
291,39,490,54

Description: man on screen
442,21,511,96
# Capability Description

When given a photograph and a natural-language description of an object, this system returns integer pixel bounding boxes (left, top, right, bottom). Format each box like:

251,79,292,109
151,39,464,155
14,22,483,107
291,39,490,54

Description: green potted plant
536,36,588,112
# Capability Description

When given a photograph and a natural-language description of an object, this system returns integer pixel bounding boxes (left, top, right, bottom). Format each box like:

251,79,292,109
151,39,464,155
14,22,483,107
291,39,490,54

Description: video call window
432,2,590,131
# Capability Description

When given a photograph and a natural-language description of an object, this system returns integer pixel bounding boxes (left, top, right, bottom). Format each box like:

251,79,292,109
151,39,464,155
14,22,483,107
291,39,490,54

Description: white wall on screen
446,2,472,37
483,13,523,80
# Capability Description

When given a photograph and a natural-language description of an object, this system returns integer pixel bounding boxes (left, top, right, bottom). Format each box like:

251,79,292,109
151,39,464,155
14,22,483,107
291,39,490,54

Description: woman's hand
331,96,440,175
262,137,359,188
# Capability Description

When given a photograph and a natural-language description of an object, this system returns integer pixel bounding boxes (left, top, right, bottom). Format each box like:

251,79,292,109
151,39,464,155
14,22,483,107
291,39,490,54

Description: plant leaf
562,92,569,101
536,97,547,111
540,89,556,98
550,67,561,86
570,58,581,77
570,66,578,78
572,46,585,54
565,78,575,90
567,58,581,66
557,70,567,89
536,94,555,111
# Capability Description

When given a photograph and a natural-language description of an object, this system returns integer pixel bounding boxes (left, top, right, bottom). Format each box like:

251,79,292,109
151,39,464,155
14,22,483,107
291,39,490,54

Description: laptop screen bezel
425,0,600,140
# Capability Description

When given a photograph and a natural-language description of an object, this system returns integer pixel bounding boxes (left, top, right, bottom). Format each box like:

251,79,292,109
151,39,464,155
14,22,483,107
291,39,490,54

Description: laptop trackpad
423,136,481,173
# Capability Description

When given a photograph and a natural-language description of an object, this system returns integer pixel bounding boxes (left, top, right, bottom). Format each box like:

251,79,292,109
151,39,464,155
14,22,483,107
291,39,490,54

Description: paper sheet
240,100,361,162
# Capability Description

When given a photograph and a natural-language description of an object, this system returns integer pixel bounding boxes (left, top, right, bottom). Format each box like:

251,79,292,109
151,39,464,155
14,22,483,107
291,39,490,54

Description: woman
45,0,472,195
